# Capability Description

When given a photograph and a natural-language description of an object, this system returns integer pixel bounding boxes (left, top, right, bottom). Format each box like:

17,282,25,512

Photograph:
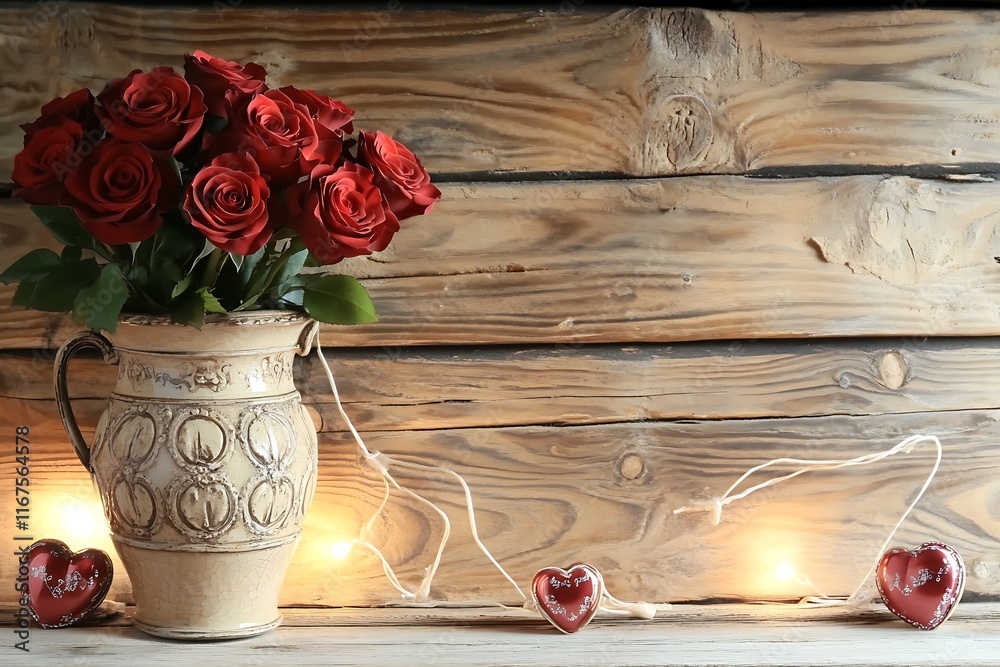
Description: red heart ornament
876,542,965,630
26,539,113,628
531,563,603,634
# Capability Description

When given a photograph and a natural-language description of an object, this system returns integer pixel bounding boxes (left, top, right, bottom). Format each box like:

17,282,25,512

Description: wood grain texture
1,603,998,666
0,599,988,628
3,4,1000,643
5,339,1000,430
3,403,999,606
3,6,1000,179
4,175,1000,348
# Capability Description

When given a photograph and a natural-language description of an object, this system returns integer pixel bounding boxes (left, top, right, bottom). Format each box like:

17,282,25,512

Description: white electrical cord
315,336,526,604
314,336,655,618
673,434,943,606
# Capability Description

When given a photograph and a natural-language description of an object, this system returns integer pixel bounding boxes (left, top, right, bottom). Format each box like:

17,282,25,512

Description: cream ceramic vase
54,312,319,640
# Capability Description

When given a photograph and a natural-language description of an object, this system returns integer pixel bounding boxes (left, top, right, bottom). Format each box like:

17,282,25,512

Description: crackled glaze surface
72,313,318,639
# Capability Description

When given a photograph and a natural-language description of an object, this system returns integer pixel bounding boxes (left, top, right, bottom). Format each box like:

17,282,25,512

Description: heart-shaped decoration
26,539,113,628
531,563,603,634
876,542,965,630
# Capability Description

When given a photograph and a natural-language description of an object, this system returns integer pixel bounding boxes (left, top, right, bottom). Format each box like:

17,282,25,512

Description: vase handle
54,330,119,471
297,319,320,357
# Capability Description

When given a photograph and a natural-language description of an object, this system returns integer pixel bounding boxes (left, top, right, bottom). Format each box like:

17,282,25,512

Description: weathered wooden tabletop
3,603,998,666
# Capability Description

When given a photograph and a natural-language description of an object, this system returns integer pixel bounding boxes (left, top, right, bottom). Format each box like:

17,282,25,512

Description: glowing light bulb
774,561,797,582
330,541,354,560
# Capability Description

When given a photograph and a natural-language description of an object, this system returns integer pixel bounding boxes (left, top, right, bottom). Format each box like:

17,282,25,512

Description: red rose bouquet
1,51,440,329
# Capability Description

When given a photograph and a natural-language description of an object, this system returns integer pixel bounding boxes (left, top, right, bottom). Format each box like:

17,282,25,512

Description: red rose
279,86,354,135
213,88,339,189
288,161,399,265
183,153,272,255
61,138,179,245
183,50,267,118
97,67,207,155
12,119,84,205
357,131,440,220
21,88,100,141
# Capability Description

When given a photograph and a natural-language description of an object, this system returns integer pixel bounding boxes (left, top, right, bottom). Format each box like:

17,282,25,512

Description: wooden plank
5,339,1000,430
3,599,993,628
4,175,1000,348
1,604,998,666
4,6,1000,179
3,406,999,606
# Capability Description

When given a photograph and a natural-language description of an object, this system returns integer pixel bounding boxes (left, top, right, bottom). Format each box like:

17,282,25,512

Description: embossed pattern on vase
92,351,315,550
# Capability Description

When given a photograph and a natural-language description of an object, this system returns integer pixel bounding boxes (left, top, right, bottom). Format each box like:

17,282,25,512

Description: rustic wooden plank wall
2,4,1000,607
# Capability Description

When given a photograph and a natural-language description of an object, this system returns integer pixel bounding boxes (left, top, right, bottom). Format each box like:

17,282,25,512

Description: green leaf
0,249,61,284
11,279,39,307
302,274,378,325
271,272,320,310
271,248,308,289
124,265,169,314
243,237,306,299
27,259,101,312
152,213,202,264
169,285,229,329
161,261,184,285
244,248,281,297
30,205,94,248
171,273,195,300
196,287,227,314
275,286,304,308
209,257,242,311
72,263,128,332
237,244,268,285
128,264,149,284
125,244,157,304
130,214,204,307
276,294,303,308
170,292,205,329
132,241,153,273
61,246,83,263
231,293,261,312
189,239,217,273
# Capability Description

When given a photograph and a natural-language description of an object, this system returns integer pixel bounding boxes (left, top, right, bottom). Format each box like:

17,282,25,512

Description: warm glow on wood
774,561,797,582
34,490,113,555
330,541,354,560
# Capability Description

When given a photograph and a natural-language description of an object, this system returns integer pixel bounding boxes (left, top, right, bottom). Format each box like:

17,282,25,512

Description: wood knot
642,95,713,173
610,284,636,302
57,7,96,56
970,558,991,581
663,9,717,58
876,351,907,390
617,452,646,481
